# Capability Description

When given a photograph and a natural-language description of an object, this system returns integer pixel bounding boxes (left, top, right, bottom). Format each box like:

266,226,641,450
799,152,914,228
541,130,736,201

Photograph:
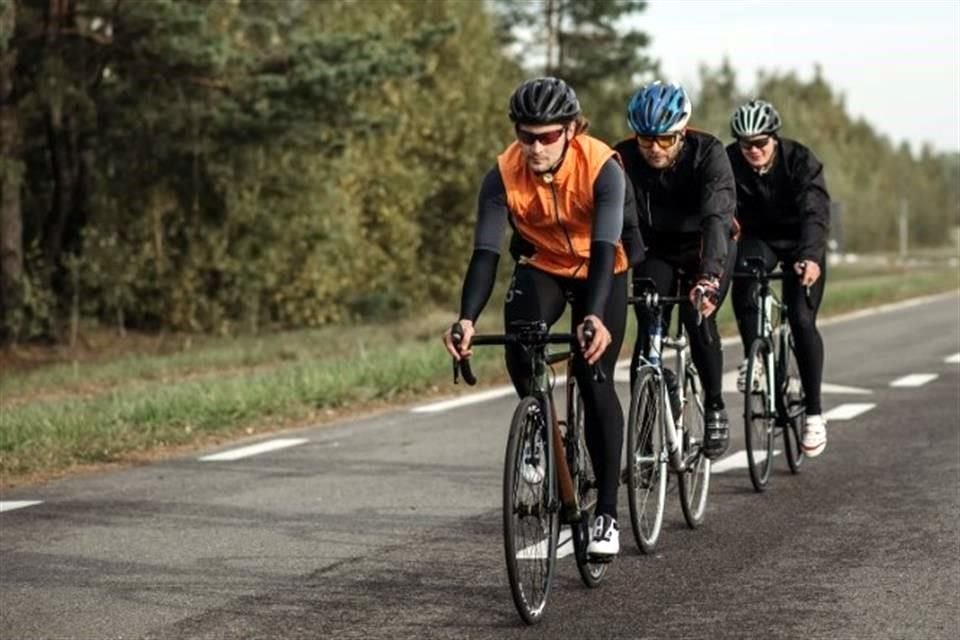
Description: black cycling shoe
703,408,730,460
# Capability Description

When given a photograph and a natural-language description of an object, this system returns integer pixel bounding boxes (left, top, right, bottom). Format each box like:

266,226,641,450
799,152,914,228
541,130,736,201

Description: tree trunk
0,0,23,331
42,0,88,306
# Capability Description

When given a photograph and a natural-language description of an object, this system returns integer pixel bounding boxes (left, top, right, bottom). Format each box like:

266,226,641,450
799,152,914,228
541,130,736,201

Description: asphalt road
1,293,958,640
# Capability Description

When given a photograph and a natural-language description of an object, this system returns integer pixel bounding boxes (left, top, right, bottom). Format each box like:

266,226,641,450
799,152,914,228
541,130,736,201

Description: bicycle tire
627,368,667,553
503,397,557,625
779,329,806,473
678,365,710,528
566,380,608,587
745,338,774,492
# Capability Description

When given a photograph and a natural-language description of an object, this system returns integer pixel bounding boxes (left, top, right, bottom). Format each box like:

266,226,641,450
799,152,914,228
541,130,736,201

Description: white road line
945,353,960,364
821,382,873,395
515,527,575,560
823,403,876,421
410,386,515,413
0,501,43,513
817,290,959,327
199,438,308,462
890,373,939,388
711,449,780,474
557,527,574,559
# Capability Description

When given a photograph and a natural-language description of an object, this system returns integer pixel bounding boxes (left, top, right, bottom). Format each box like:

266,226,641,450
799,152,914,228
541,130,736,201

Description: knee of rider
790,309,817,332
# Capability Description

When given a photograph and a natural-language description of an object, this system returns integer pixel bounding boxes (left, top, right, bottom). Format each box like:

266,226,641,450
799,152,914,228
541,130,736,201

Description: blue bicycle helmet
626,81,692,135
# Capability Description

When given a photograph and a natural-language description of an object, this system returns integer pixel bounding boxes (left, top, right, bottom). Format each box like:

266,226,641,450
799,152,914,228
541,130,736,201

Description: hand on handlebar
794,259,821,289
443,319,474,361
578,315,611,366
690,276,720,319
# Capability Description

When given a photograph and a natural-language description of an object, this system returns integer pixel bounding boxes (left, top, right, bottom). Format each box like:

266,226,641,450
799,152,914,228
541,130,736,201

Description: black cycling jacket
726,136,830,260
614,129,735,278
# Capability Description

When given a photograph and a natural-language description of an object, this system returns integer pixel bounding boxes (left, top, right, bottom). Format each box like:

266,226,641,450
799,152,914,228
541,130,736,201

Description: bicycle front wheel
745,339,775,492
779,329,806,474
626,368,667,553
678,365,710,528
503,397,557,625
566,382,608,587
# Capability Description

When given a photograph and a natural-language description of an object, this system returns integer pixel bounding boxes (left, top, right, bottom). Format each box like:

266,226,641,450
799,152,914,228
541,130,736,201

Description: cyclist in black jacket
727,99,830,457
614,81,737,460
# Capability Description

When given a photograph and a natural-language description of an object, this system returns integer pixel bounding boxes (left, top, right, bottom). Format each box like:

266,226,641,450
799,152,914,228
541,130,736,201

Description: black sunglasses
516,127,566,146
738,136,772,150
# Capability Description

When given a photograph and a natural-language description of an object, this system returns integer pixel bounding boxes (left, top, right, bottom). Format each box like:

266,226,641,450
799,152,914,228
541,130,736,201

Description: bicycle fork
765,345,777,420
661,379,686,473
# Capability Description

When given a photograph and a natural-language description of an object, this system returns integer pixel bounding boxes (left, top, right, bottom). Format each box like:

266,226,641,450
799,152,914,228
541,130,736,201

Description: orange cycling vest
497,134,629,279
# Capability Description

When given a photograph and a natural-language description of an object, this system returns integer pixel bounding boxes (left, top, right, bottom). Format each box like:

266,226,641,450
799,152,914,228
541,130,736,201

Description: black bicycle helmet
508,77,581,125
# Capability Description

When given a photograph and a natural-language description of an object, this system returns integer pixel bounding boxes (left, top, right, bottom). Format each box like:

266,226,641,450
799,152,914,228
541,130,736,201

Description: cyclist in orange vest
442,77,639,557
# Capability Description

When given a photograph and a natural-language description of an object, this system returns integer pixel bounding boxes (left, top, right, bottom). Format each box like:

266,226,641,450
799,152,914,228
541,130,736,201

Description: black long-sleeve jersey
726,136,830,260
614,129,736,278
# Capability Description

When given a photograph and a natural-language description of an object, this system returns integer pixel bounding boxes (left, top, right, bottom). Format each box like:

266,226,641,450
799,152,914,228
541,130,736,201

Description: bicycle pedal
559,504,581,524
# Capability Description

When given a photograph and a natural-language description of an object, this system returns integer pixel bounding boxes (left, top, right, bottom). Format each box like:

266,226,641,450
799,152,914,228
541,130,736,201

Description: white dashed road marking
823,403,876,421
0,501,43,513
515,526,575,560
820,382,873,395
199,438,308,461
411,386,516,413
711,449,781,474
944,353,960,364
890,373,939,387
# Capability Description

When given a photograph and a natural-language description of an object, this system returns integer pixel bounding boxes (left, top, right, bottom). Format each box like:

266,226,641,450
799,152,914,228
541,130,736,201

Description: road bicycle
625,278,710,554
451,319,607,625
734,256,806,492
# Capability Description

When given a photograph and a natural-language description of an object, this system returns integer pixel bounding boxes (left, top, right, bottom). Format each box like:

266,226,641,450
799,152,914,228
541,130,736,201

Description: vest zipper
551,182,585,277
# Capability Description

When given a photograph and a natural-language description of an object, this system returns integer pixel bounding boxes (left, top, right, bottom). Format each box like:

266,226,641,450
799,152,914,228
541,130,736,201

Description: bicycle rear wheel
566,381,608,587
627,368,667,553
779,329,806,474
503,397,557,625
678,365,710,528
744,339,774,492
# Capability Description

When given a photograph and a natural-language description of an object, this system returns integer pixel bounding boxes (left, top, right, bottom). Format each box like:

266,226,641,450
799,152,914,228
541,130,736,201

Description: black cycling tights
503,265,627,520
731,236,825,415
630,247,736,411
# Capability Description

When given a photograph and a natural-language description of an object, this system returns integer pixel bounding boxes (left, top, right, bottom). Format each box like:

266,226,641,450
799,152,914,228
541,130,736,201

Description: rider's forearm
585,241,616,318
459,249,499,322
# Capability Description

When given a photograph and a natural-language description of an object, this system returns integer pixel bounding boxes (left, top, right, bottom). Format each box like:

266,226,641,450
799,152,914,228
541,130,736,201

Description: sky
637,0,960,153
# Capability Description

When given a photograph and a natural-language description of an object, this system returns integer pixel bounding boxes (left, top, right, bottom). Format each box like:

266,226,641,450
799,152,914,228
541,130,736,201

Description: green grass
1,262,957,483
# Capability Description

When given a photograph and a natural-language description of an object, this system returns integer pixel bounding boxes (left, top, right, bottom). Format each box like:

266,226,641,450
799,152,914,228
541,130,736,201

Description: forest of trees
1,0,957,343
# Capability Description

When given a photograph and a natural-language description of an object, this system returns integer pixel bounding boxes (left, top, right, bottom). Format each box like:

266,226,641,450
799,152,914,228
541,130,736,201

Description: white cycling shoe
801,414,827,457
586,514,619,556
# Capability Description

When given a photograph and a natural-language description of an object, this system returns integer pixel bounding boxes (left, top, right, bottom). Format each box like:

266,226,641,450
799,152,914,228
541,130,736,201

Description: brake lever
450,323,477,386
582,320,607,384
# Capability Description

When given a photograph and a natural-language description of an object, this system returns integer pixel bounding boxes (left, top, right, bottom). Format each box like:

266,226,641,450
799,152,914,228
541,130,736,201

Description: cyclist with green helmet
727,99,830,457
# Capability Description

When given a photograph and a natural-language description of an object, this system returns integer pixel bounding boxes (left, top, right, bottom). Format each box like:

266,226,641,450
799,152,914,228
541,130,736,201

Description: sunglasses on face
738,136,771,150
636,133,682,150
516,127,567,146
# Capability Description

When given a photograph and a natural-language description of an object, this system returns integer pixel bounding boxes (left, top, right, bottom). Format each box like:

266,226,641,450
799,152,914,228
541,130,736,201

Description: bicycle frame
743,260,793,427
450,320,606,623
631,289,694,472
